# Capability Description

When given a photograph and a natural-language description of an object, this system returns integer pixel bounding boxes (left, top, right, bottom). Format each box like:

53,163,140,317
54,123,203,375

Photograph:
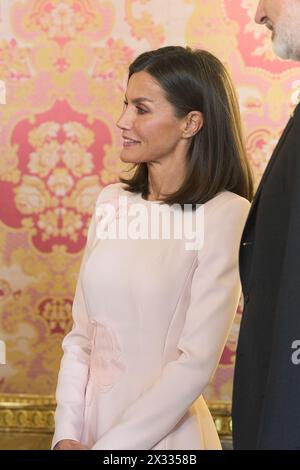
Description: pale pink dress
52,182,250,450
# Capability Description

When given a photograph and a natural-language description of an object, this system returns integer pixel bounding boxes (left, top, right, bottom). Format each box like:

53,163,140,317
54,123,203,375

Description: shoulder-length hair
120,46,253,204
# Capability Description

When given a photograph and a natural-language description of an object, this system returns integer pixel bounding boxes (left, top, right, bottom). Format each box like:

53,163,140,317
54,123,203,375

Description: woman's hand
54,439,89,450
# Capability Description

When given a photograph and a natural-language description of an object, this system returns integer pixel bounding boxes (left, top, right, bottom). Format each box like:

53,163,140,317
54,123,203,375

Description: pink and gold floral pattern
38,297,73,334
24,0,114,44
0,38,32,81
1,0,299,401
1,100,111,252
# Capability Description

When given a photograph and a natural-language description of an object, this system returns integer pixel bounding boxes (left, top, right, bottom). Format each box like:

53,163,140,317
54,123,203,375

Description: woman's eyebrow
125,96,154,104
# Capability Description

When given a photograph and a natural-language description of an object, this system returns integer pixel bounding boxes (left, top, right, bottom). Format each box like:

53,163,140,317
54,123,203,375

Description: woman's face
117,71,187,164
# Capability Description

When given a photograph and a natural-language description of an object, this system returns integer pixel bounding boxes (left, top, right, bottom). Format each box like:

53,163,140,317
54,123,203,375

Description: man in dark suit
232,0,300,450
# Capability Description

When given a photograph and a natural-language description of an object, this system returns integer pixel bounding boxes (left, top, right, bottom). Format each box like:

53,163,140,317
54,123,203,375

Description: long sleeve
92,195,250,450
51,187,107,449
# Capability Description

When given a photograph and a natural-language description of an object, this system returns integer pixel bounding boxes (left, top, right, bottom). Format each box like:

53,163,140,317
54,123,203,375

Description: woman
52,46,253,450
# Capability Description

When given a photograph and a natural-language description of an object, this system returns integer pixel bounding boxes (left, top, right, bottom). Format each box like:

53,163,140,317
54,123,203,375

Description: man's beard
271,7,300,61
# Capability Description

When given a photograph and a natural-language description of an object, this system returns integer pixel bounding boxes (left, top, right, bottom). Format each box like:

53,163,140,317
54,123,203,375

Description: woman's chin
120,155,134,164
120,152,143,164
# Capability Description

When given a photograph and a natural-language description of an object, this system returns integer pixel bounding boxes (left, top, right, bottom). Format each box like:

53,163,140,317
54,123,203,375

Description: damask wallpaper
0,0,299,401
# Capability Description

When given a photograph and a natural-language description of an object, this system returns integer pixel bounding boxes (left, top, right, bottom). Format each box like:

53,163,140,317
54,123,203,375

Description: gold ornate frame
0,394,232,450
0,394,55,450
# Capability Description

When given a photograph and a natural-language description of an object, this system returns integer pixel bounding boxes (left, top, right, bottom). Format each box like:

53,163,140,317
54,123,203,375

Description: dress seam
161,256,198,360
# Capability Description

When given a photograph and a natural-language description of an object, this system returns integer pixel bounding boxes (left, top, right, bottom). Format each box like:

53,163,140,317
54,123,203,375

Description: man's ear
182,111,204,138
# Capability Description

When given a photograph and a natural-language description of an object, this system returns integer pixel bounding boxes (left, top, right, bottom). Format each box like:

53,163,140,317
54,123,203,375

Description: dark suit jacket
232,102,300,449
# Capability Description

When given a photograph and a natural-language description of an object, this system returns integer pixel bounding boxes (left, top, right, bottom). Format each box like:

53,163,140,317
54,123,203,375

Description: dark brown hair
120,46,253,204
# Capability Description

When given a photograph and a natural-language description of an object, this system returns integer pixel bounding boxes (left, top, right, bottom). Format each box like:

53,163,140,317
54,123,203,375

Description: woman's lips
123,137,141,147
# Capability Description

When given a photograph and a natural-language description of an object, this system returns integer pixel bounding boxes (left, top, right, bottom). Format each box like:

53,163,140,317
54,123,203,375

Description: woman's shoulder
95,182,129,205
203,190,251,220
205,190,250,209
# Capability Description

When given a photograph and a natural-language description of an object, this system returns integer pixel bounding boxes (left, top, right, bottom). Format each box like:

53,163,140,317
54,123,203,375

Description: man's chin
271,31,300,61
272,40,291,60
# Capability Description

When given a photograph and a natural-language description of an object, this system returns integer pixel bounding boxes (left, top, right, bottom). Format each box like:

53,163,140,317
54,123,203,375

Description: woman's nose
117,109,132,130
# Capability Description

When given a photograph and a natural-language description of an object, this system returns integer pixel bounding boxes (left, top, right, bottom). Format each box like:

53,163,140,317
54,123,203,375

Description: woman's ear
182,111,204,138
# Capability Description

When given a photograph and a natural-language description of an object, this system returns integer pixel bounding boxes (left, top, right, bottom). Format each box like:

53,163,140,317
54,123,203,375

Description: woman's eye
136,106,147,114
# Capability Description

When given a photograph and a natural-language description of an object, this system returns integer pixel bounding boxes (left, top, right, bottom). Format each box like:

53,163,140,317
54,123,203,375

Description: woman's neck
146,159,186,201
